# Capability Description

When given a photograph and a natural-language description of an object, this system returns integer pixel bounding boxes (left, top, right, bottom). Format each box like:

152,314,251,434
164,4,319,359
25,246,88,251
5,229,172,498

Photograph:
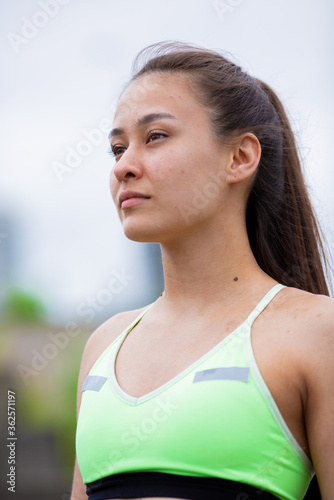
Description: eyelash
108,131,167,159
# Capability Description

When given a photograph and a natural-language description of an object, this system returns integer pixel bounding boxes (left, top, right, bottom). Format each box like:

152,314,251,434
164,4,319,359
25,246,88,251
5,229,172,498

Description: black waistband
86,471,280,500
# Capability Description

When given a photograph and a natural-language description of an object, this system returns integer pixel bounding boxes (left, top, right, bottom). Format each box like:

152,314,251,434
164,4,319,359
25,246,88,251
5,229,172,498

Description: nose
112,150,144,183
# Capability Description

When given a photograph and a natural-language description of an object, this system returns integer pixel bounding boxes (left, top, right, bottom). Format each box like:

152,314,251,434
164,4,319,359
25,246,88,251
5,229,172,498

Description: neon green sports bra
76,283,314,500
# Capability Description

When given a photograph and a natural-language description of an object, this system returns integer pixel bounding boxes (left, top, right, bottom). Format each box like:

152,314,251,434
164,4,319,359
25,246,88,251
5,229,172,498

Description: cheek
153,148,188,180
109,171,118,203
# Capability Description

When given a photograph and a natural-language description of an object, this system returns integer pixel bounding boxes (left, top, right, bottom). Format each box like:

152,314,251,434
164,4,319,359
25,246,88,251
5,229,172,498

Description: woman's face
109,72,233,244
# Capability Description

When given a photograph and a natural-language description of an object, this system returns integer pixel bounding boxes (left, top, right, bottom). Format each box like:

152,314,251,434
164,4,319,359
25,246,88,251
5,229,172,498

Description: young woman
71,42,334,500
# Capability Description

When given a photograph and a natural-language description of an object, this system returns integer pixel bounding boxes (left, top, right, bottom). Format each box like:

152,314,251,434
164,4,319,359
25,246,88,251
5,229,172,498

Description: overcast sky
1,0,333,323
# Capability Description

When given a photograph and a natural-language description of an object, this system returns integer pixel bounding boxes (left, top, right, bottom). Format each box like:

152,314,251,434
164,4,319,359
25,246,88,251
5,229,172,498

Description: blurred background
0,0,333,498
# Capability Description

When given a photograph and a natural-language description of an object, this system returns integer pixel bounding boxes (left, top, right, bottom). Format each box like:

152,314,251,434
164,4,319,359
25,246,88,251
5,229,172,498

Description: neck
159,221,275,311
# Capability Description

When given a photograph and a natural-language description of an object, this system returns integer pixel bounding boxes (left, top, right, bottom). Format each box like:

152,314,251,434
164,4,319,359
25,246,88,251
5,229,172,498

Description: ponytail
247,80,331,296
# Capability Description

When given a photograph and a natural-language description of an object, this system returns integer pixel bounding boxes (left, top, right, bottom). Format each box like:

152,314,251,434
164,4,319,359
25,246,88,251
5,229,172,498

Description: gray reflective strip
193,367,250,383
82,375,107,392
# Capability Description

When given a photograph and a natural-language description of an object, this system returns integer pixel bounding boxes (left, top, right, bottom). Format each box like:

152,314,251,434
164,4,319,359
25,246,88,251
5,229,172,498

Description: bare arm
304,296,334,499
71,458,87,500
70,330,95,500
70,308,145,499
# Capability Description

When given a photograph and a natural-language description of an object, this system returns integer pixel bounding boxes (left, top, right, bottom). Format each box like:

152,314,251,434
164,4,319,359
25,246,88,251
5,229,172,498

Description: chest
113,314,309,458
115,315,294,399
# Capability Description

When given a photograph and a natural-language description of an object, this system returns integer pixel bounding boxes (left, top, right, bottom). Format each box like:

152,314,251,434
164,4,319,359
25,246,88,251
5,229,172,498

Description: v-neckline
109,283,285,406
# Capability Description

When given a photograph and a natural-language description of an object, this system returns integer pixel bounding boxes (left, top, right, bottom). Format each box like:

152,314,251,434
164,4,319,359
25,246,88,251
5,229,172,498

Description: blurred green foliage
0,310,90,480
3,287,45,322
16,331,88,478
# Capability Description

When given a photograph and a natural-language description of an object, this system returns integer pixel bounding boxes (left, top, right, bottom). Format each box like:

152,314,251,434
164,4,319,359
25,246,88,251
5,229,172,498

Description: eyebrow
108,112,176,139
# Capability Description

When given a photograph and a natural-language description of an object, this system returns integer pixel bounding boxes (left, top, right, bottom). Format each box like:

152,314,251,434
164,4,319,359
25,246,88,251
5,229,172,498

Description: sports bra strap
123,301,155,335
125,284,285,339
243,283,286,329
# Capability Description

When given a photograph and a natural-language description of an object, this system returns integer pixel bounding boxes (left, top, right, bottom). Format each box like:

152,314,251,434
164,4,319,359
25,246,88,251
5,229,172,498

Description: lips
119,190,150,209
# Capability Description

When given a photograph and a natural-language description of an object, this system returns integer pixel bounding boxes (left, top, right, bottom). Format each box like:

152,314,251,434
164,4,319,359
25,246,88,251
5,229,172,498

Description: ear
226,133,261,185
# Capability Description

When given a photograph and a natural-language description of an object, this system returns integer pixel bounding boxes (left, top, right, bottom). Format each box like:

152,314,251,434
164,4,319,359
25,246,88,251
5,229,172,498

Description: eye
108,144,126,159
146,131,167,143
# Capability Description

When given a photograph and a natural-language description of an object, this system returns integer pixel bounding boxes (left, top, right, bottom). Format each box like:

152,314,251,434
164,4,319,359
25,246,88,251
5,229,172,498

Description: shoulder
255,285,334,376
81,306,148,375
273,285,334,338
76,305,148,410
272,286,334,371
277,286,334,333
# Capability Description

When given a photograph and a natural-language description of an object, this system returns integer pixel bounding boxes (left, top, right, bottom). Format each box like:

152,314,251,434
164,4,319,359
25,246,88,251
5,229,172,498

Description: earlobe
226,133,261,185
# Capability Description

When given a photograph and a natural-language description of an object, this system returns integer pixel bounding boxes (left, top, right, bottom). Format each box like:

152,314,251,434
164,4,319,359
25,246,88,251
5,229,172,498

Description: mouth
119,190,150,209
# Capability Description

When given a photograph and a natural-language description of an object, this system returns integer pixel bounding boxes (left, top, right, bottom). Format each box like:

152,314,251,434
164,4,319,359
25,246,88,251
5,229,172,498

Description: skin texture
71,73,334,500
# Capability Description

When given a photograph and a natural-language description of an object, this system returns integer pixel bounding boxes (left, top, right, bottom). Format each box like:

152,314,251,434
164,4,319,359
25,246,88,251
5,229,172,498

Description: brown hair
130,41,332,296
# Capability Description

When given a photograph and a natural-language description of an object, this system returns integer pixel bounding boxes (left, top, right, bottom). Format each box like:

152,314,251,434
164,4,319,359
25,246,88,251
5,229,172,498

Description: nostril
113,159,143,182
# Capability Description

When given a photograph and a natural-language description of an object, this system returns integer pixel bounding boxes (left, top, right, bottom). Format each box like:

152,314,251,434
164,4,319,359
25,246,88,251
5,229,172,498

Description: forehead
113,72,206,126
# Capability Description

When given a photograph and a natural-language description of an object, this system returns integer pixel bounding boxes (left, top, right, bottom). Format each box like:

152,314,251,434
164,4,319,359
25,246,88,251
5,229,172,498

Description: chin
122,223,160,244
121,215,183,245
125,233,158,243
